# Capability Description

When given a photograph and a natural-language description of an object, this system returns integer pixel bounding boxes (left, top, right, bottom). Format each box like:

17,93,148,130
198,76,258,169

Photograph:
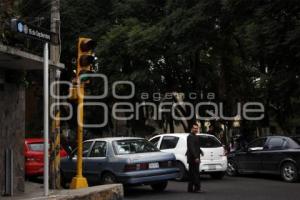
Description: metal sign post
43,42,49,196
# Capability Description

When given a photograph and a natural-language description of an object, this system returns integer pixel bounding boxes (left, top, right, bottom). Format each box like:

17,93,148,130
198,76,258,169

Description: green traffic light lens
79,55,95,67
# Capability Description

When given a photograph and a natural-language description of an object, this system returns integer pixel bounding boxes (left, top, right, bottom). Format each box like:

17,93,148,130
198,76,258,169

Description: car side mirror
69,149,76,159
64,146,71,156
67,146,73,153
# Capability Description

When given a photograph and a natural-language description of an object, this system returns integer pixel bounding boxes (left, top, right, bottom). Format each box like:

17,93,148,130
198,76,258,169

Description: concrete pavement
2,181,123,200
125,175,300,200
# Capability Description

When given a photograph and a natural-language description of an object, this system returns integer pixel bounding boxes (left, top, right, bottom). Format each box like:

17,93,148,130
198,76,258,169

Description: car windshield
113,139,159,155
28,143,44,151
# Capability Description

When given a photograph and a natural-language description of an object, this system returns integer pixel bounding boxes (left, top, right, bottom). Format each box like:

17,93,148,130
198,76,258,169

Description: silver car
61,137,179,191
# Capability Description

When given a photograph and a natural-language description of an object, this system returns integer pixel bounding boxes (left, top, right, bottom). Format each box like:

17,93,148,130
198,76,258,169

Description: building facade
0,44,63,196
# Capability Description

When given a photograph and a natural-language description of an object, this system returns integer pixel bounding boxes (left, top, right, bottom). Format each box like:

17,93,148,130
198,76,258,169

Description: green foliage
58,0,300,135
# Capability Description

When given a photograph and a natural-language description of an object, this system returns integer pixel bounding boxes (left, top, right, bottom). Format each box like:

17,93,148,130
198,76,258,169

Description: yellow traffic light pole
70,37,96,189
70,84,88,189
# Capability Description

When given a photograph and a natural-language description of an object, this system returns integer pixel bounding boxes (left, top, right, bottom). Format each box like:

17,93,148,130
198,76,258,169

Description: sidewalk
2,181,123,200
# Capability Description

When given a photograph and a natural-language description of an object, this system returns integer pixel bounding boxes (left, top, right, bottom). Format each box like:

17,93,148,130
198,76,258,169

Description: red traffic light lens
80,39,97,52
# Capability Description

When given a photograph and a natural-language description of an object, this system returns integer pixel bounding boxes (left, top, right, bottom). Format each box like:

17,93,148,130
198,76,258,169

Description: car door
83,141,108,184
63,141,93,180
260,137,288,173
237,138,267,172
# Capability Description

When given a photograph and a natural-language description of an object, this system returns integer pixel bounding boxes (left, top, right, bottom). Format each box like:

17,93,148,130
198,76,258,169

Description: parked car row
25,134,300,192
58,134,226,191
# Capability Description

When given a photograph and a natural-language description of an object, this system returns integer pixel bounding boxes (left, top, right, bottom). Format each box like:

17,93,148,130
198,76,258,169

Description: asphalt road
124,175,300,200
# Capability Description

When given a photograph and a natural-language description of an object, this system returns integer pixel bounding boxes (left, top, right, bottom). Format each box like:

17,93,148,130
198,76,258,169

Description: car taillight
138,163,148,170
159,161,175,168
26,157,36,162
168,161,175,167
124,164,136,172
124,163,148,172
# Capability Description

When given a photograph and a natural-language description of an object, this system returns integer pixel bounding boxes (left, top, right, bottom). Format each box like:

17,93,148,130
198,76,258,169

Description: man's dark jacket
186,134,204,163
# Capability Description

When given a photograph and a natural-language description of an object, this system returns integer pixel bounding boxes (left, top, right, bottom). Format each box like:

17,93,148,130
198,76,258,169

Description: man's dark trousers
188,162,200,192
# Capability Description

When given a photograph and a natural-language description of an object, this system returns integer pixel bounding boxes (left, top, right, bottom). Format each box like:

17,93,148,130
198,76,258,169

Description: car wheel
101,172,117,184
176,161,188,181
151,181,168,192
281,162,298,182
210,172,225,179
227,160,238,176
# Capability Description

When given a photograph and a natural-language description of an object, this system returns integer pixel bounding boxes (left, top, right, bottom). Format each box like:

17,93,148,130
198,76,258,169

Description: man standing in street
186,122,204,193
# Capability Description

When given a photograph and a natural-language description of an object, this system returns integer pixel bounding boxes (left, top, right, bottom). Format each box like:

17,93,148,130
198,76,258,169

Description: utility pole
49,0,61,189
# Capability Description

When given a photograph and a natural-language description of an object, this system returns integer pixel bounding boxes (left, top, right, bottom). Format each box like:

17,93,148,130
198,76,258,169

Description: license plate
149,162,159,169
208,165,216,170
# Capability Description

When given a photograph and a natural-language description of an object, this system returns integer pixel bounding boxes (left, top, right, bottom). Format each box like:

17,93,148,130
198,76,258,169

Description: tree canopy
58,0,300,137
3,0,299,138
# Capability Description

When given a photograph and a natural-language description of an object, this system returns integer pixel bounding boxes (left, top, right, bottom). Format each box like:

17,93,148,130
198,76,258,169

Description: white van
149,133,227,181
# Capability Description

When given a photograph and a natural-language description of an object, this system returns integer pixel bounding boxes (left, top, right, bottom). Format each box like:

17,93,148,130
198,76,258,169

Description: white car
149,133,227,181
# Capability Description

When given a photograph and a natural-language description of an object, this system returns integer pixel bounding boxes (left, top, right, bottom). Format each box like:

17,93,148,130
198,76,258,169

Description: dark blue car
227,136,300,182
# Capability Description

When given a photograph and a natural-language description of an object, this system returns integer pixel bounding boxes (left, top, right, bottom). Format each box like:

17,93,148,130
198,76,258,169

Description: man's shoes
193,189,205,193
187,184,194,193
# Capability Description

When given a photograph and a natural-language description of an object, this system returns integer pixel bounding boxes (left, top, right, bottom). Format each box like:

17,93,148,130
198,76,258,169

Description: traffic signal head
77,37,97,83
79,39,97,52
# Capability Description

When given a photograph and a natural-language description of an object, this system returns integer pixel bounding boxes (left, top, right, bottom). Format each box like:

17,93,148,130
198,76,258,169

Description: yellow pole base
69,176,89,189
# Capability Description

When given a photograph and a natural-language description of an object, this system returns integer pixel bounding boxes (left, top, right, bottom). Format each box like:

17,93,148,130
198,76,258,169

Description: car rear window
292,137,300,145
113,139,159,155
28,143,44,151
199,136,222,148
160,136,179,150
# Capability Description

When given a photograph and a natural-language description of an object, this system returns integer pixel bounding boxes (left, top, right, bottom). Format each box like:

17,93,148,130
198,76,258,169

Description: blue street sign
11,19,58,45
